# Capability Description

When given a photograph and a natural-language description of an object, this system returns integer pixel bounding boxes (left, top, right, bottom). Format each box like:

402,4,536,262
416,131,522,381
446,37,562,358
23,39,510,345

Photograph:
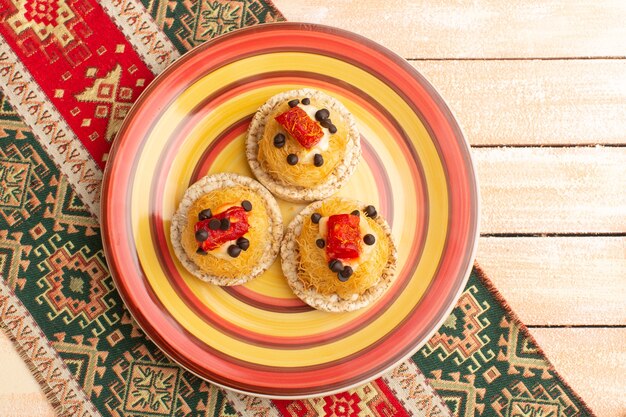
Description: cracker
281,199,397,312
170,173,283,286
246,88,361,202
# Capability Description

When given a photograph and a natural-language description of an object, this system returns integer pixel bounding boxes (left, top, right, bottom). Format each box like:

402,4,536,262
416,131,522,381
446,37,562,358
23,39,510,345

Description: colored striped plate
102,23,479,398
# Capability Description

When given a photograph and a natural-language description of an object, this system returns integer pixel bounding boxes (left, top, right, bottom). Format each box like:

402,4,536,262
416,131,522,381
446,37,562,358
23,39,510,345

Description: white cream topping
296,103,331,163
318,216,329,237
298,104,320,122
210,239,237,259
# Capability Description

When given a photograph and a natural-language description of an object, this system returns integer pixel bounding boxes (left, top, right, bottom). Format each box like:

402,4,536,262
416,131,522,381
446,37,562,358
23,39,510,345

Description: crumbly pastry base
246,88,361,202
170,173,283,286
281,198,398,312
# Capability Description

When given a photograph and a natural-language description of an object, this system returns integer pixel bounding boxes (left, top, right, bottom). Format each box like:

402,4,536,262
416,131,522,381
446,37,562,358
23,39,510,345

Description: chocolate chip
273,133,286,148
329,259,343,273
313,154,324,167
198,209,212,220
227,245,241,258
315,108,330,121
220,218,230,230
328,124,338,134
340,266,354,279
287,154,298,165
316,238,325,248
208,218,220,230
338,266,353,281
364,205,378,218
320,118,333,129
351,210,360,217
288,99,299,108
195,229,208,242
301,98,310,105
236,237,250,251
196,247,207,255
241,200,252,211
363,234,376,245
311,213,322,224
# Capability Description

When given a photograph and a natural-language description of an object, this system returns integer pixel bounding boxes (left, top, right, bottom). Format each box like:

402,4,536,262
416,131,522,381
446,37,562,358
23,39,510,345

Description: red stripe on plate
147,74,427,347
102,23,477,397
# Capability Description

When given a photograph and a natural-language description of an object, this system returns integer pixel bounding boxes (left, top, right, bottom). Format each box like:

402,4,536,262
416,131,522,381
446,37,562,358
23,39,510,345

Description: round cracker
246,88,361,203
281,198,397,312
170,173,283,286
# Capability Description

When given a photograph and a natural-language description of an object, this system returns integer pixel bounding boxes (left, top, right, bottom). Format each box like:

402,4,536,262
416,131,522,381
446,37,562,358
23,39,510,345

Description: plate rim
101,21,480,399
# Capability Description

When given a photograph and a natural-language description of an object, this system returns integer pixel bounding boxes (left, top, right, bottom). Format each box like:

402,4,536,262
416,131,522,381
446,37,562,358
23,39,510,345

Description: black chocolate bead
328,124,338,134
329,259,343,273
301,98,311,105
196,247,207,255
288,99,300,108
208,218,220,230
316,238,325,249
198,208,212,220
273,133,286,148
220,218,230,230
313,154,324,167
351,210,360,217
227,245,241,258
241,200,252,211
311,213,322,224
236,237,250,251
315,108,330,121
363,234,376,245
364,205,378,218
340,266,354,279
287,154,298,165
320,118,333,129
195,229,208,242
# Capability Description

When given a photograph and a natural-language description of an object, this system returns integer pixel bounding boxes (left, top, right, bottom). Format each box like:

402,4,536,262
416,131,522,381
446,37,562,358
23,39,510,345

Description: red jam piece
195,206,249,251
326,214,362,260
275,106,323,149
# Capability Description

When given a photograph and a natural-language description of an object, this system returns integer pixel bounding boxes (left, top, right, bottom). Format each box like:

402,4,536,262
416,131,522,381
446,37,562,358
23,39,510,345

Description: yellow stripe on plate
131,52,449,366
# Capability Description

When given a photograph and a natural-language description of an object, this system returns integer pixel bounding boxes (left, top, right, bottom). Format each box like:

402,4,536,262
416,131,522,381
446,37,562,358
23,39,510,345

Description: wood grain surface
412,60,626,145
532,328,626,417
475,147,626,233
0,335,55,417
275,0,626,58
478,237,626,326
1,1,624,416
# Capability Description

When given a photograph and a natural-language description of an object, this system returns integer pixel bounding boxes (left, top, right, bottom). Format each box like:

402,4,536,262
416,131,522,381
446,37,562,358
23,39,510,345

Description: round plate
102,23,479,398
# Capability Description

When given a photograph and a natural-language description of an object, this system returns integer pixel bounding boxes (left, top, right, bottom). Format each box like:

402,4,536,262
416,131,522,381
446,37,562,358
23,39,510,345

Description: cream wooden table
1,1,624,416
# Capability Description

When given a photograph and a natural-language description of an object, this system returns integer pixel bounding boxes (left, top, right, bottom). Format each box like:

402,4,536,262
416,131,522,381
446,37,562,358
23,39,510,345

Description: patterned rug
0,1,595,416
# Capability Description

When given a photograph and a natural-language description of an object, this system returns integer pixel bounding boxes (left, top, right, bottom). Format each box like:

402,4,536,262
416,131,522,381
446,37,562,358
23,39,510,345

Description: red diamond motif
97,83,114,99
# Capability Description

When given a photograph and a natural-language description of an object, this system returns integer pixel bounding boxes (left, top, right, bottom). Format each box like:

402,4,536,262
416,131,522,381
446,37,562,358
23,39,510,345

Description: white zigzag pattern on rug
99,0,180,74
0,279,104,417
383,359,453,417
0,40,102,218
